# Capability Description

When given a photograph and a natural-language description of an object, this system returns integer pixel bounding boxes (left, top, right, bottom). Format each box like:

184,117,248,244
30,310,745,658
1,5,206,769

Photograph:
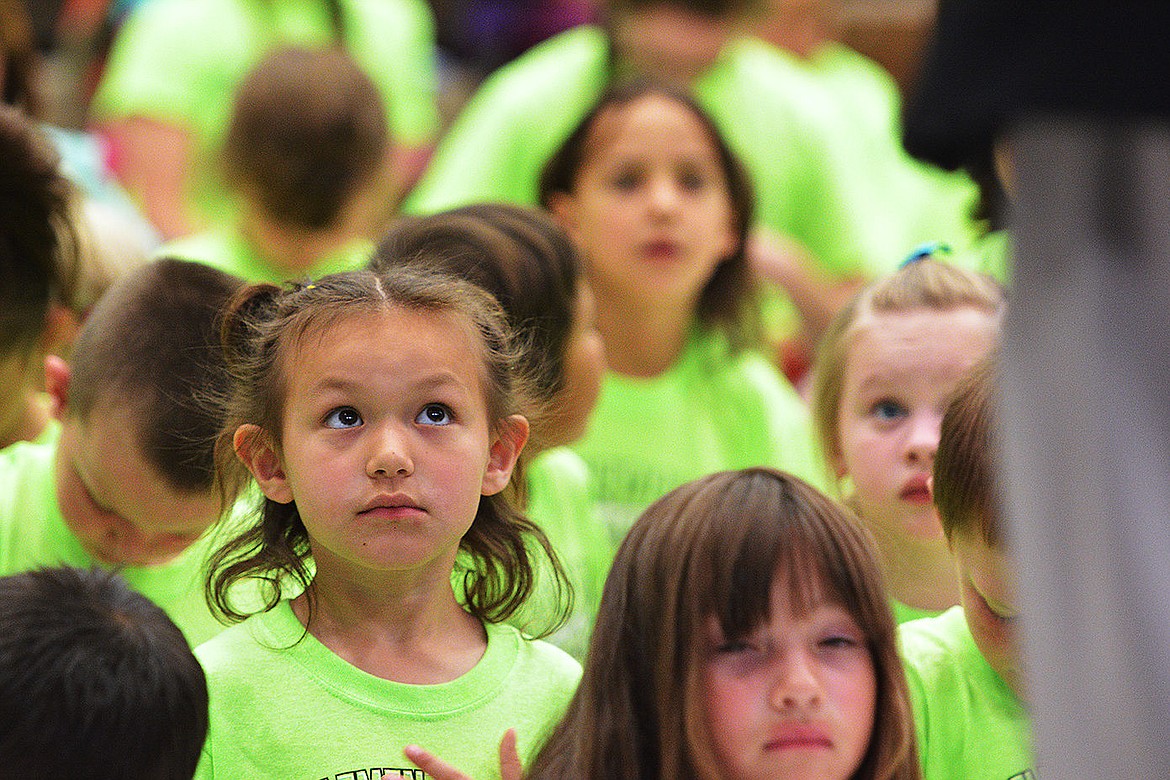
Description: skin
701,577,877,780
537,282,606,451
549,93,737,378
236,307,526,684
950,524,1023,699
54,401,221,567
611,5,740,86
833,306,998,610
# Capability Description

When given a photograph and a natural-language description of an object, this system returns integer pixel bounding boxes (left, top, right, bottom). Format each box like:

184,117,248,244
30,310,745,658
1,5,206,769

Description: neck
293,557,487,684
0,390,50,450
239,206,368,278
871,528,961,613
594,292,695,378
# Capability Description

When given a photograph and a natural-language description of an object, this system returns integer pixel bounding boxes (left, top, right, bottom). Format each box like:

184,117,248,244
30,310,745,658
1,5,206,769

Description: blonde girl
810,257,1004,623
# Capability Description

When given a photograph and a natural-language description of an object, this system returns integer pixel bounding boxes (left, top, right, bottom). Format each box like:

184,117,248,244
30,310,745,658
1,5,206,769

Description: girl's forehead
583,94,711,160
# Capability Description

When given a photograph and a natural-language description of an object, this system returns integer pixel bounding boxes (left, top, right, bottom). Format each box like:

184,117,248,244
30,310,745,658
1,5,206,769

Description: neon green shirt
92,0,438,227
160,225,372,284
194,601,582,779
899,606,1035,780
570,328,822,546
891,598,945,626
511,446,609,660
0,437,234,647
405,26,871,279
794,42,981,274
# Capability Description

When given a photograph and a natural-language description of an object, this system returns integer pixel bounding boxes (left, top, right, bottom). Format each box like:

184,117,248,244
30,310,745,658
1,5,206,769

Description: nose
769,650,823,712
366,422,413,478
647,176,681,216
905,410,941,465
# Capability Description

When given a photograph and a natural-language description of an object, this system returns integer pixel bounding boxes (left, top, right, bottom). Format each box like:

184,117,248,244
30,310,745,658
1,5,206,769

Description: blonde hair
810,259,1005,480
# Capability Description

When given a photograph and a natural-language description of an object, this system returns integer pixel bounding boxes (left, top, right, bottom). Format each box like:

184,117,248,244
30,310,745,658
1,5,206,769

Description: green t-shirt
569,328,823,546
899,606,1035,780
160,225,373,284
793,42,981,274
91,0,439,227
0,438,236,647
193,601,582,779
405,26,875,280
511,446,609,660
891,597,945,626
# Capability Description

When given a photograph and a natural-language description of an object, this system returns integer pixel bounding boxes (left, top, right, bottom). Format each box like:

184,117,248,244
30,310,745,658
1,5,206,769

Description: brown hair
0,105,75,356
66,258,242,493
538,81,761,351
527,468,919,780
0,0,42,116
934,355,1002,546
222,45,388,231
810,258,1006,478
207,267,569,632
605,0,762,20
373,204,584,449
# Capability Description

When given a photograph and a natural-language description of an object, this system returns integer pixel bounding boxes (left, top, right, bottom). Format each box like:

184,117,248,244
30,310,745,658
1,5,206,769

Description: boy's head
933,355,1022,695
222,45,390,234
52,259,242,567
0,104,77,447
0,566,208,780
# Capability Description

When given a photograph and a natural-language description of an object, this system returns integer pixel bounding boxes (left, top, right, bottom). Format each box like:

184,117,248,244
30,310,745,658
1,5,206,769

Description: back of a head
373,204,582,407
0,566,208,779
223,45,388,231
0,104,75,356
66,258,243,492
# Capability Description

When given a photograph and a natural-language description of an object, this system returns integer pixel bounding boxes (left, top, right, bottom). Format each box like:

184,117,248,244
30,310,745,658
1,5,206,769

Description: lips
641,238,682,261
899,474,932,503
358,494,422,519
765,724,833,751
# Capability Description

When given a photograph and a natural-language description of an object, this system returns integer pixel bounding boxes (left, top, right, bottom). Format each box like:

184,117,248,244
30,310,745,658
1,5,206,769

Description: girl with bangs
402,468,919,780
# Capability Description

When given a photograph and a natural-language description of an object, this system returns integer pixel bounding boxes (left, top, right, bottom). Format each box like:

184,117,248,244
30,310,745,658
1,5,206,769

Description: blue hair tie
900,242,952,268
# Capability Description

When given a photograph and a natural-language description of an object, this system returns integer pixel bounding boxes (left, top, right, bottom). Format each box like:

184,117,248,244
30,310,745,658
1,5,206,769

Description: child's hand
383,728,522,780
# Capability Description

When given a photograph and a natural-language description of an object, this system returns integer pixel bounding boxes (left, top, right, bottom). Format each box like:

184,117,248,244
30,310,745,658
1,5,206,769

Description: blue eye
324,407,362,429
416,404,452,426
871,399,907,422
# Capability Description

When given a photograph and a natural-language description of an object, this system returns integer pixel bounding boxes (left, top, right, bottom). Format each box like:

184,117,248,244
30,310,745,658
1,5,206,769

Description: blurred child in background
541,83,821,543
811,258,1003,624
164,46,390,283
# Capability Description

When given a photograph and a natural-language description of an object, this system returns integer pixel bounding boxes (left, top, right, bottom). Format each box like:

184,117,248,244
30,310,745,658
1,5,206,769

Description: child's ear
44,354,71,421
545,192,581,245
481,414,529,496
233,424,294,504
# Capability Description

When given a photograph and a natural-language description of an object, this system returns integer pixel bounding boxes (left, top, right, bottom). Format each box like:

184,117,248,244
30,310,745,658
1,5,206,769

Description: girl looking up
540,82,822,542
810,257,1004,624
195,268,581,779
403,468,920,780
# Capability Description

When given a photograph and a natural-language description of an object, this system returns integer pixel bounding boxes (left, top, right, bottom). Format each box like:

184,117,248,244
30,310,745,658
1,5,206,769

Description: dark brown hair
0,0,42,116
222,45,387,231
527,468,919,780
0,566,208,780
538,81,761,351
934,355,1002,546
67,258,242,493
207,267,569,632
0,105,75,356
373,204,584,449
605,0,762,20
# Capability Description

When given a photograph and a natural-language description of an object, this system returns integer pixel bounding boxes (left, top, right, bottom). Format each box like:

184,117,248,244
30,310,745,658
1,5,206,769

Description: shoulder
488,622,582,690
467,26,606,111
0,439,56,513
898,606,971,672
194,605,294,677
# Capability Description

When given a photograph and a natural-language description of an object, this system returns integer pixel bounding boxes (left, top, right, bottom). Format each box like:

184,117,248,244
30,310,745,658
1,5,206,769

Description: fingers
499,728,523,780
400,744,471,780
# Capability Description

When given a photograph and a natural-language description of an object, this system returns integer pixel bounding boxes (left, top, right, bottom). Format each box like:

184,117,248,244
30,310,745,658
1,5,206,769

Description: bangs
699,471,884,644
